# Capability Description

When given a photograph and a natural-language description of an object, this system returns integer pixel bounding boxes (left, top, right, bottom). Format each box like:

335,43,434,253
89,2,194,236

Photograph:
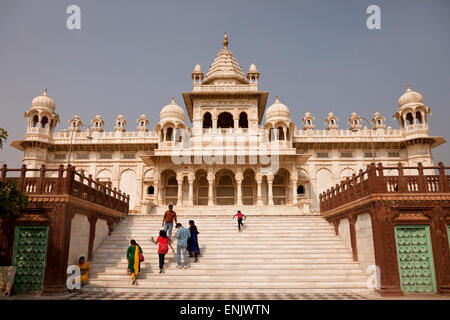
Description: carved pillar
370,203,403,296
256,175,263,205
153,180,159,206
87,216,98,260
188,178,194,206
430,207,450,293
207,179,214,206
348,215,358,262
292,179,298,206
176,173,183,206
236,180,242,206
267,175,274,206
42,203,73,294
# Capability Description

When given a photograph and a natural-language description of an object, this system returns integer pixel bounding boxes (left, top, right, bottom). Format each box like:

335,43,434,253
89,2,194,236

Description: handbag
139,252,145,262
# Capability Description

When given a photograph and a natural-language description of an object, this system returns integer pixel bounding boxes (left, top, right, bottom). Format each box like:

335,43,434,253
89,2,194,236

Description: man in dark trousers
233,210,246,232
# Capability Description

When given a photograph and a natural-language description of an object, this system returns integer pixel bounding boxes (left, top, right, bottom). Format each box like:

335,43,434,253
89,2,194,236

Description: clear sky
0,0,449,166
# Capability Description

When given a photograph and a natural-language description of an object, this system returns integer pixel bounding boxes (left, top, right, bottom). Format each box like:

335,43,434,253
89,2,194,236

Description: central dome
160,97,185,122
265,96,290,121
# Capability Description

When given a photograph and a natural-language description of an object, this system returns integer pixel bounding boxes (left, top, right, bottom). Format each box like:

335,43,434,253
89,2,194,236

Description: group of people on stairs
126,204,202,285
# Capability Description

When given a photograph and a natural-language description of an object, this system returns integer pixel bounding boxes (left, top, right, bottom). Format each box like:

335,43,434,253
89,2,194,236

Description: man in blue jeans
175,223,191,269
162,204,177,241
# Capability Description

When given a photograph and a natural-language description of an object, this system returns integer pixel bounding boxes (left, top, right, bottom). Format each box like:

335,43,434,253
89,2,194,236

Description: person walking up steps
175,223,191,269
126,240,143,285
187,220,200,263
151,230,175,273
233,210,246,232
162,204,177,241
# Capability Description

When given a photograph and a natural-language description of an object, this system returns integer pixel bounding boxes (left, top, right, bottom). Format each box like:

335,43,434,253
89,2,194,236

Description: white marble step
85,215,369,295
82,287,368,294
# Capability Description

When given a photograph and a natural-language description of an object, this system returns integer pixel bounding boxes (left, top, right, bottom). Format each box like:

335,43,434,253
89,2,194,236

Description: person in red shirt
151,230,174,273
233,210,246,231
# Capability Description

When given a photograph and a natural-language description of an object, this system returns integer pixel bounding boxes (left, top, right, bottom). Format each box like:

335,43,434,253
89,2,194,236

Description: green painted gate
12,226,49,293
394,225,437,294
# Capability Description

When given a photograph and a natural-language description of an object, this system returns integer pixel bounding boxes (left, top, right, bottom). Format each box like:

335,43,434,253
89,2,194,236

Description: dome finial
223,32,228,48
171,96,175,104
275,96,280,103
406,82,411,91
44,88,48,96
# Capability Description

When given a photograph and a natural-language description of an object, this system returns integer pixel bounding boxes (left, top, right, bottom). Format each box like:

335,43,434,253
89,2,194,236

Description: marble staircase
84,210,371,294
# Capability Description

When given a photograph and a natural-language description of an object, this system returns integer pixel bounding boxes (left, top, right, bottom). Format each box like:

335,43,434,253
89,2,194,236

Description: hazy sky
0,0,449,166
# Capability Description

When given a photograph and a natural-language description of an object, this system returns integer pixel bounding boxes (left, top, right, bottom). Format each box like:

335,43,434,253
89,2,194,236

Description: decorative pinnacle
223,32,228,48
275,96,280,103
171,96,175,104
43,88,48,96
406,83,411,90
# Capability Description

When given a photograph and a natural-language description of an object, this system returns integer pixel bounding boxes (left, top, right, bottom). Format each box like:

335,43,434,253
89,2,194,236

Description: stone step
98,242,348,248
91,258,359,270
87,268,365,275
87,213,369,295
89,274,368,281
86,279,368,287
91,252,354,260
82,287,368,294
94,248,351,254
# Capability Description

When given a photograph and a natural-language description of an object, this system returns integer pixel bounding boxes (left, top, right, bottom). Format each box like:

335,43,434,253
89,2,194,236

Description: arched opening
416,111,423,124
147,185,155,195
174,128,184,143
215,170,235,205
242,169,256,205
239,112,248,128
162,170,178,205
41,116,48,128
217,112,234,129
406,113,414,126
273,169,289,205
297,185,305,195
194,170,208,205
203,112,212,129
165,127,174,141
277,127,284,140
32,115,39,127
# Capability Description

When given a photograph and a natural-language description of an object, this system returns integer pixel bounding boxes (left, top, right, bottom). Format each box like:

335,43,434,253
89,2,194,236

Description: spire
223,32,228,48
203,33,248,85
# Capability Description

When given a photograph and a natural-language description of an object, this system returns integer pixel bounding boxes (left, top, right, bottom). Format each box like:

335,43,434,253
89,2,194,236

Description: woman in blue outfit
187,220,200,262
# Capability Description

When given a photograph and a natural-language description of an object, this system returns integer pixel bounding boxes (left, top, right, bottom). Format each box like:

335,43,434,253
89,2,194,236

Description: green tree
0,127,7,149
0,181,29,218
0,127,29,218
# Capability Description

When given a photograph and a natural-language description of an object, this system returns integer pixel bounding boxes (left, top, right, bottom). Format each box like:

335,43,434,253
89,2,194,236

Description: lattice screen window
340,152,353,158
364,152,377,158
99,153,113,160
76,153,89,160
316,152,329,158
123,153,136,159
388,151,401,158
54,154,66,160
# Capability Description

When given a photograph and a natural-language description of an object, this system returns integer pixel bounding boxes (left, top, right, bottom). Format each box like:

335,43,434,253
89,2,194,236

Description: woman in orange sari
127,239,143,285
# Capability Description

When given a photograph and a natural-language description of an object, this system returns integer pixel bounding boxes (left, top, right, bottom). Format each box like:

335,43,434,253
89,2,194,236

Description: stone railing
294,124,429,138
0,164,129,214
319,162,450,213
